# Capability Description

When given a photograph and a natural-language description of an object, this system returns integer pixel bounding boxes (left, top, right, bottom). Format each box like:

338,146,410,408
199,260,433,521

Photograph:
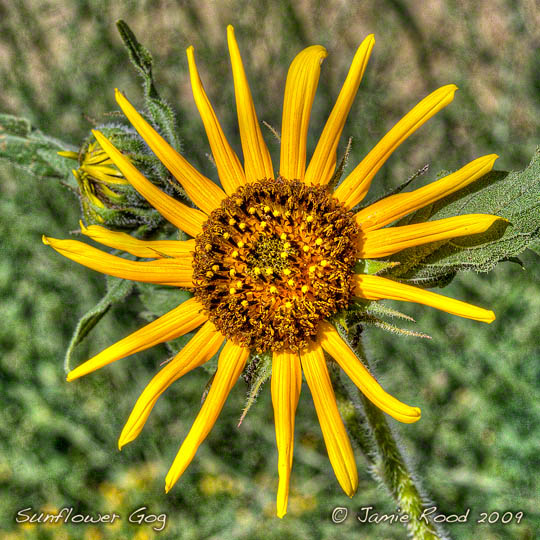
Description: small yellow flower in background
199,473,241,496
99,481,126,506
44,26,502,518
83,526,104,540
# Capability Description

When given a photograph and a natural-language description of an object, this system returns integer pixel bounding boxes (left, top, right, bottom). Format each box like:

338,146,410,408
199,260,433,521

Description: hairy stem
330,329,449,540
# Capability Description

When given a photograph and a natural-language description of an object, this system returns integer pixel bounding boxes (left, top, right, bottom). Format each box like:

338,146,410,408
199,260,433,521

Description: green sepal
237,351,273,427
0,113,74,180
330,310,349,332
363,301,415,322
357,163,430,211
328,137,353,190
64,276,134,373
361,314,432,339
384,149,540,287
337,300,425,341
355,258,400,275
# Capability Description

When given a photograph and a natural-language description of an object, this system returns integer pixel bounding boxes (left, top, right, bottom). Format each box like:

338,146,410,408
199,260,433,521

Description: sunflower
44,26,501,517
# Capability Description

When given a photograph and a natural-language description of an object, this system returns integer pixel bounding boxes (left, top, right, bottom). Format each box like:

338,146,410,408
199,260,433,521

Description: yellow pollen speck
236,280,242,288
320,259,328,267
309,265,316,273
260,221,267,229
239,222,246,230
263,205,270,213
280,252,288,259
232,250,239,258
229,269,236,277
254,267,261,275
212,264,219,272
237,241,245,248
306,215,314,223
301,285,309,294
241,300,249,307
273,209,281,217
315,238,323,246
204,244,212,252
270,286,278,294
280,233,287,241
285,301,292,308
229,218,236,226
287,279,294,286
235,198,242,205
303,245,310,253
229,288,236,294
283,268,291,276
206,271,214,278
283,242,291,249
248,207,256,214
223,232,230,240
265,267,273,275
285,211,291,217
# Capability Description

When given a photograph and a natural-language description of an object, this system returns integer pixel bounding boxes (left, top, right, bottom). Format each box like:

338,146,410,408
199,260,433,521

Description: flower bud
59,125,182,230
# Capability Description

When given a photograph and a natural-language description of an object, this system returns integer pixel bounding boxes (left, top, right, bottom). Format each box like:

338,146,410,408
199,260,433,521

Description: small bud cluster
60,127,179,231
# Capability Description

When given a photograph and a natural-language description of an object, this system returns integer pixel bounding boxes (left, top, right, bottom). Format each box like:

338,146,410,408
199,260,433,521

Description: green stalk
330,330,449,540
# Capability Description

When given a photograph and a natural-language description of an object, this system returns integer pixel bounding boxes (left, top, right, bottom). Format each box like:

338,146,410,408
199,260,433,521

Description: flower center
192,177,359,352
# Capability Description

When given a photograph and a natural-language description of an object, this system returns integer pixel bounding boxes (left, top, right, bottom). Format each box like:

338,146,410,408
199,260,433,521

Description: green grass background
0,1,538,539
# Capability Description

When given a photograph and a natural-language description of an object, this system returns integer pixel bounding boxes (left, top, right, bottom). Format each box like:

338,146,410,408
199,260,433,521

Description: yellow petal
300,344,358,496
353,274,495,323
334,85,458,208
186,45,246,194
318,321,421,423
118,321,224,449
58,150,79,160
356,154,499,231
305,35,375,186
67,297,206,381
280,45,328,182
74,168,105,208
43,236,193,287
114,90,226,213
271,350,302,518
359,214,505,258
83,165,128,185
92,130,206,237
80,222,196,259
165,341,249,493
227,25,274,182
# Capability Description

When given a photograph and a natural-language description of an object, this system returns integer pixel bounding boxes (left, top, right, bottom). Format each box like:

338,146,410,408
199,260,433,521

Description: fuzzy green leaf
385,149,540,287
64,277,133,373
116,20,182,153
116,20,157,99
0,113,73,179
136,282,192,317
528,239,540,257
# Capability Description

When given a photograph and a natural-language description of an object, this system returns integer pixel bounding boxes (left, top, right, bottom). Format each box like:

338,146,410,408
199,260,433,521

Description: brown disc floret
192,177,359,352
